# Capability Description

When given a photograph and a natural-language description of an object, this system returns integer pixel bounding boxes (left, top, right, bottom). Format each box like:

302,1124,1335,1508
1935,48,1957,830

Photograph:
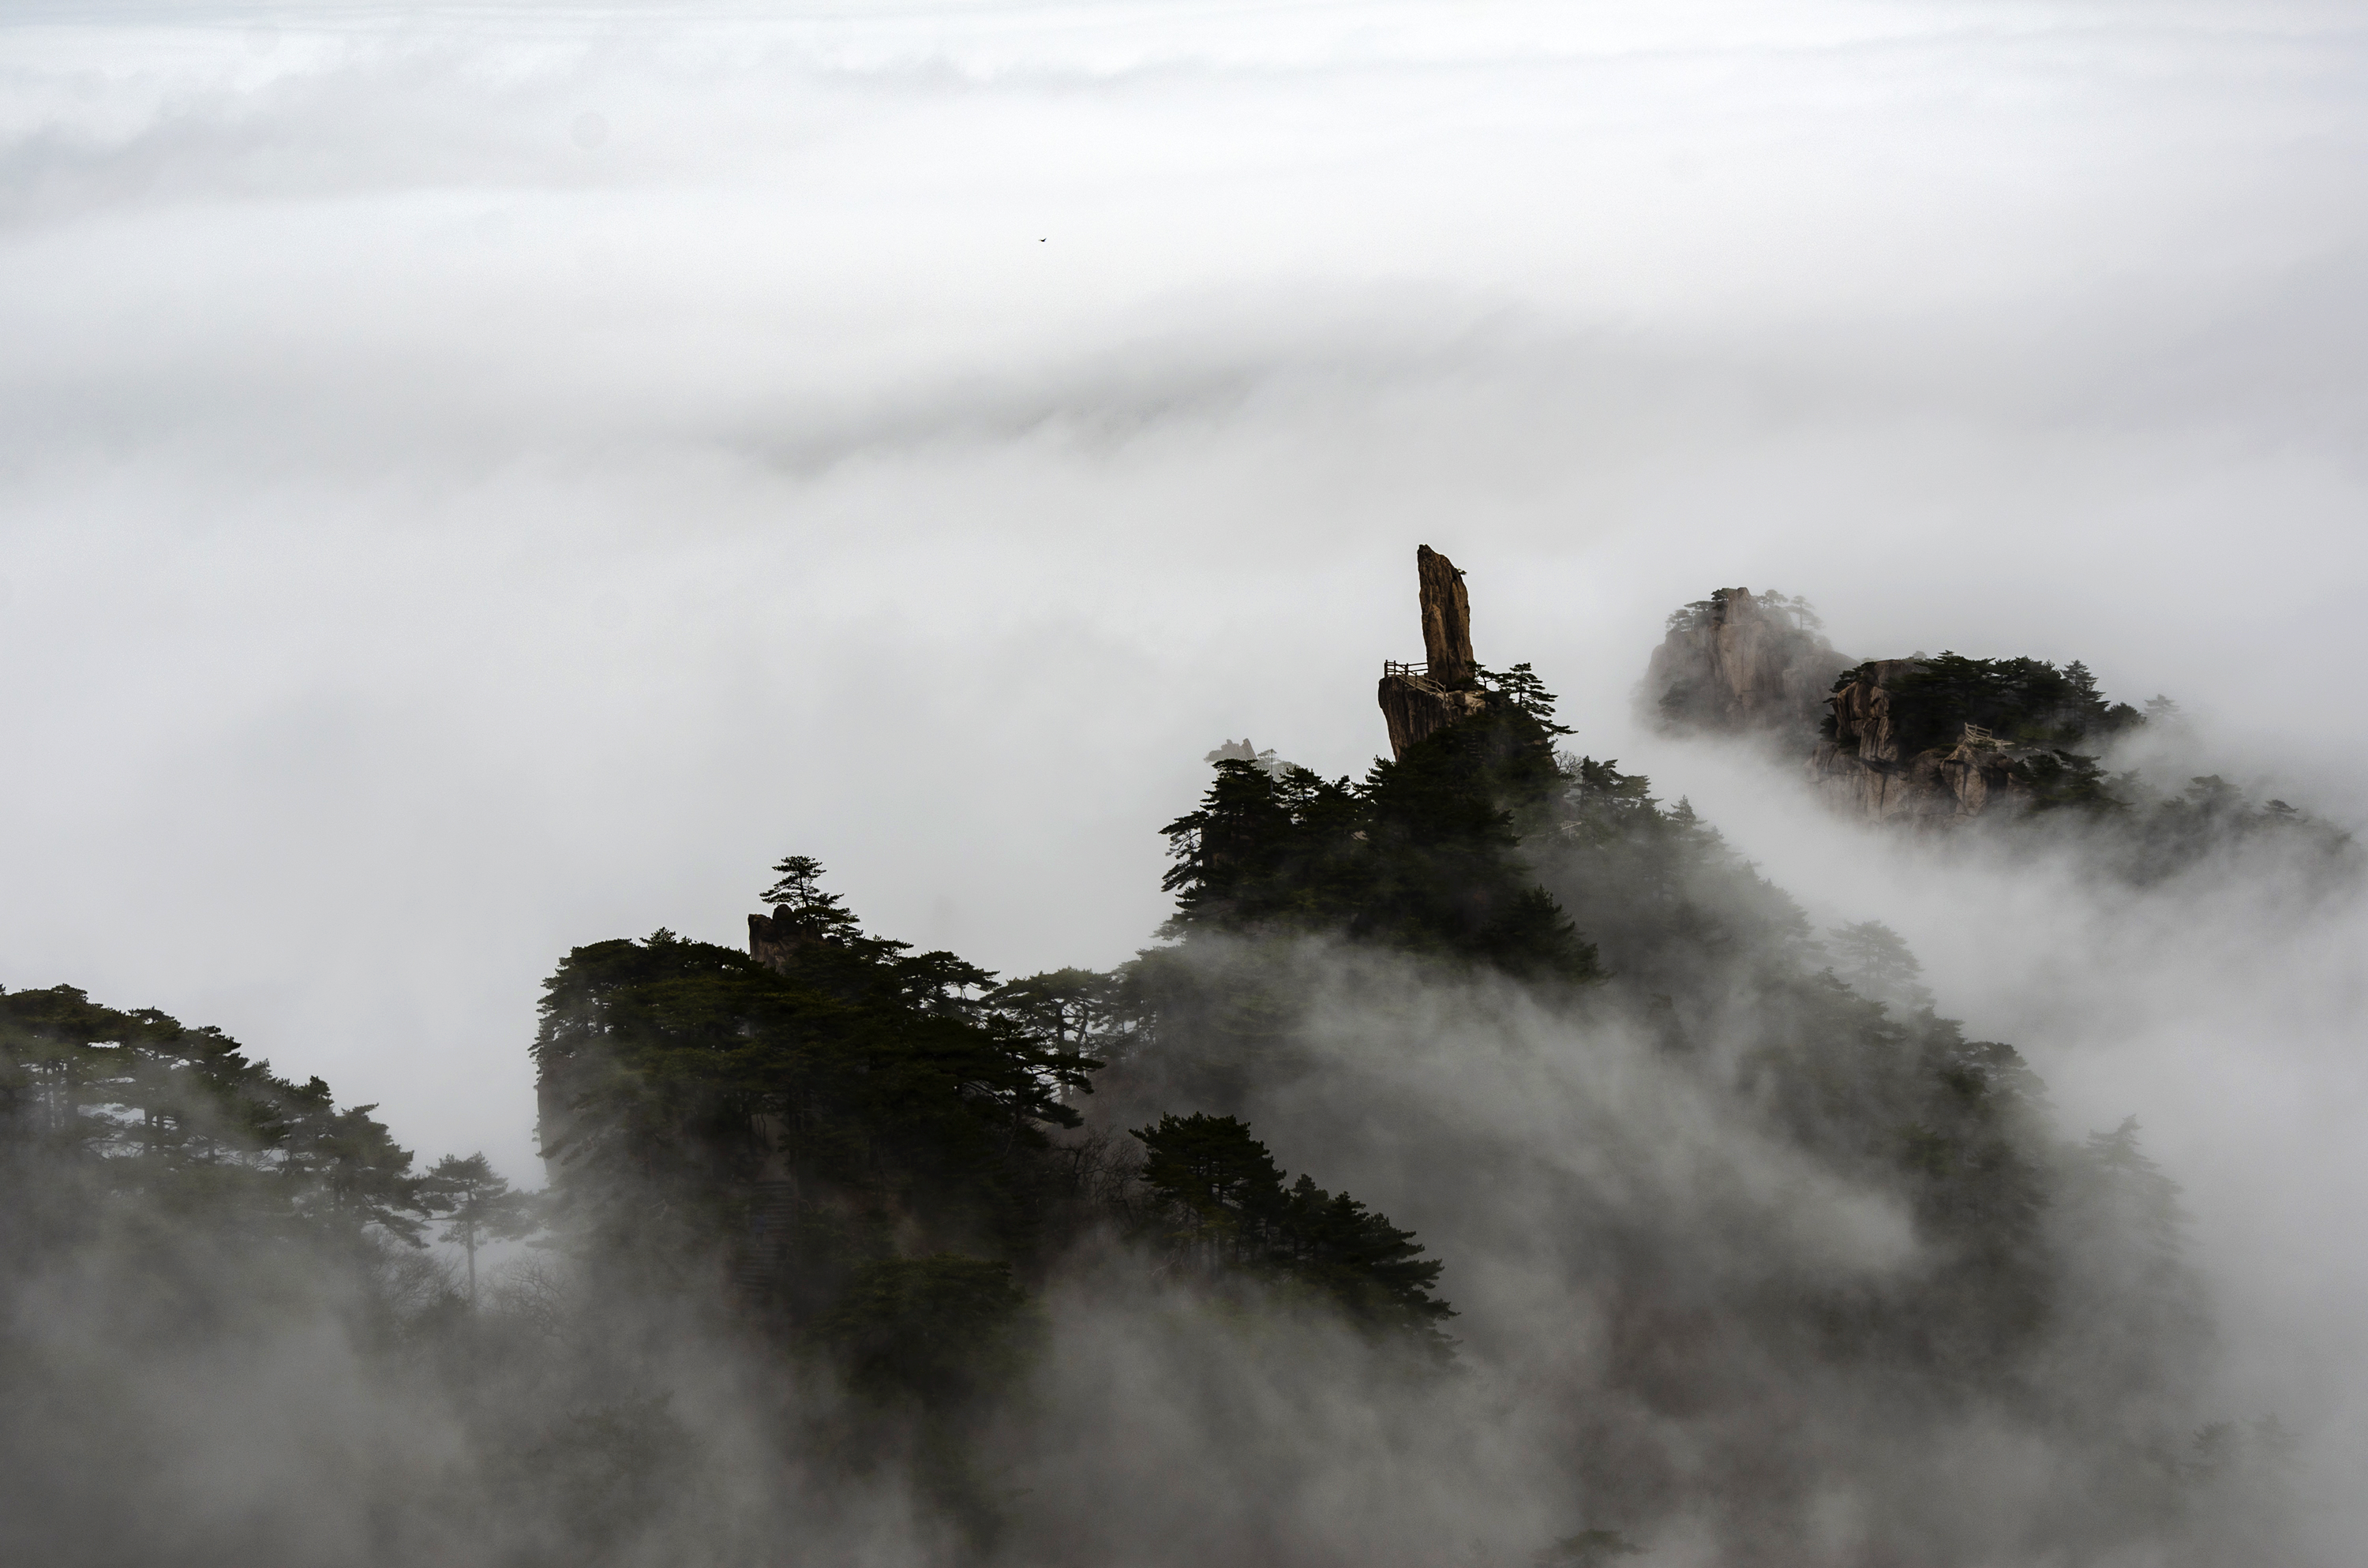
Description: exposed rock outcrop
1648,592,2136,828
1808,657,2141,823
1812,706,2040,824
1380,679,1489,761
1643,588,1853,743
748,905,820,971
1820,658,1921,765
1378,545,1489,758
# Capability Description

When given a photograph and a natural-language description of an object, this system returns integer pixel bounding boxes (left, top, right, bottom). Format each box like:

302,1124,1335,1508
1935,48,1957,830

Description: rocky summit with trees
0,549,2330,1567
1644,584,2351,885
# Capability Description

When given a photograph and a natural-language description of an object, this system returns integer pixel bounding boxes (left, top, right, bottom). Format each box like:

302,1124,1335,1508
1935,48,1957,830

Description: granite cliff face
1812,661,2045,822
748,905,820,971
1648,591,2136,827
1377,544,1489,758
1642,588,1853,744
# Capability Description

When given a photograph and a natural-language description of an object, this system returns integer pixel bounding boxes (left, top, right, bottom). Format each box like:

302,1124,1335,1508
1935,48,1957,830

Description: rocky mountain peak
1641,586,1853,743
1646,589,2152,828
1378,544,1489,758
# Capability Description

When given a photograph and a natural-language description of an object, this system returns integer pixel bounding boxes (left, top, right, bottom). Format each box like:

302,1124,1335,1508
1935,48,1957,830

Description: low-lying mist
1636,739,2368,1537
8,635,2355,1566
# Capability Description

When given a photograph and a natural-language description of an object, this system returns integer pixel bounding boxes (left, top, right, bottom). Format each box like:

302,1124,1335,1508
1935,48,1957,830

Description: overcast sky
6,4,2366,1437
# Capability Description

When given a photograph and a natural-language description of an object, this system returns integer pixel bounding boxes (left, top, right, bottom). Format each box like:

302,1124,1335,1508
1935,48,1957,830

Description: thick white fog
4,0,2366,1525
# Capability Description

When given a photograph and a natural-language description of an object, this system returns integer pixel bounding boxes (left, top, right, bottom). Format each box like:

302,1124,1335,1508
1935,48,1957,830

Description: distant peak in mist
1643,582,2354,883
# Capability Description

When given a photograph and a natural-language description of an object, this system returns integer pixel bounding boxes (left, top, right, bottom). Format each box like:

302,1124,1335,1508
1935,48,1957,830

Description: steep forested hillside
0,634,2319,1566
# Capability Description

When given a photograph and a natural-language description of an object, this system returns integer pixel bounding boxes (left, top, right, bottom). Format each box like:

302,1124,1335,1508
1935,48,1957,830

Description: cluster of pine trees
0,983,532,1281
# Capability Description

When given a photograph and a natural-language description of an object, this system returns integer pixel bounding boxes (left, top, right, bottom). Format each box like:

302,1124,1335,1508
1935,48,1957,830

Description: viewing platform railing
1382,660,1431,679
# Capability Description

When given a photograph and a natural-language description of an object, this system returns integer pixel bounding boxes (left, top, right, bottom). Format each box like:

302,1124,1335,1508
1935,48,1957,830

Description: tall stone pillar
1417,544,1473,684
1378,544,1488,758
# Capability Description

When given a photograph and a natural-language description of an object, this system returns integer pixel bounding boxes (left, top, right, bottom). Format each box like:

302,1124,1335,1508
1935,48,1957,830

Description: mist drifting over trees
6,559,2355,1565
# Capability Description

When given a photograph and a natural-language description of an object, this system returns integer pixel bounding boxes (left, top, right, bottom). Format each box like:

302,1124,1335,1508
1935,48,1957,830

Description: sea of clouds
2,1,2364,1544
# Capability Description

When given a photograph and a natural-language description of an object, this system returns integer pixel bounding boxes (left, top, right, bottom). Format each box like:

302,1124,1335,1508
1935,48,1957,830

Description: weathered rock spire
1379,544,1488,758
1416,544,1474,684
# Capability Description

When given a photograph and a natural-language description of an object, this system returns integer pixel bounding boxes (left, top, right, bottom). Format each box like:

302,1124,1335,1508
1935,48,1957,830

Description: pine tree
420,1153,538,1305
757,853,864,941
1131,1113,1453,1348
1828,920,1935,1013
